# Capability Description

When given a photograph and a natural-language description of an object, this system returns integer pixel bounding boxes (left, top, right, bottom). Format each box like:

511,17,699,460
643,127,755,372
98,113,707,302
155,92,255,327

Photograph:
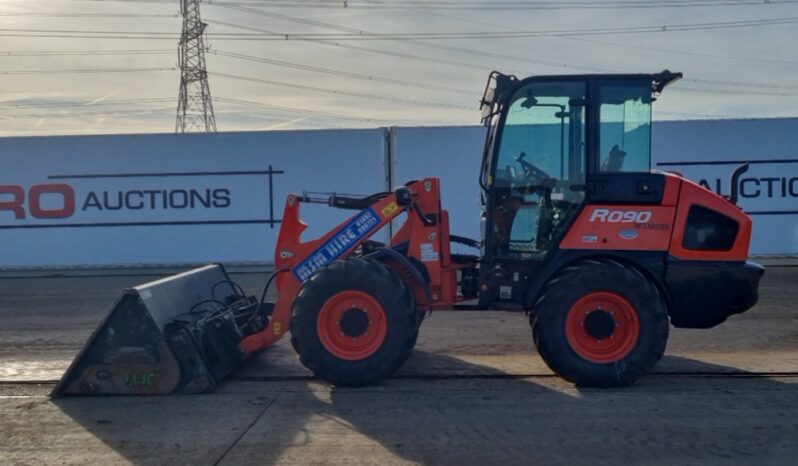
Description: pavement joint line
211,394,278,466
3,371,798,386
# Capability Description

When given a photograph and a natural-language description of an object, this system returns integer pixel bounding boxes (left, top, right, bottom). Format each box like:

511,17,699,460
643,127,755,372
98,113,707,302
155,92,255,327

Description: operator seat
601,144,627,172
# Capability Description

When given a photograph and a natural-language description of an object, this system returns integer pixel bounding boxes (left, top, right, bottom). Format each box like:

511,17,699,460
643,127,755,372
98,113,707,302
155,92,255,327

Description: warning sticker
420,243,439,262
381,201,399,218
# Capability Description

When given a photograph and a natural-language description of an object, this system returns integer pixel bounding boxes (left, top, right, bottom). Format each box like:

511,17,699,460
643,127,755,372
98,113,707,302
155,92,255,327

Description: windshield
494,80,586,191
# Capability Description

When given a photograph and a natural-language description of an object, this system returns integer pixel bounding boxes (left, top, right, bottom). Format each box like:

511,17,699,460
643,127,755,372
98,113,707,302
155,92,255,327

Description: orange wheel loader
55,70,764,395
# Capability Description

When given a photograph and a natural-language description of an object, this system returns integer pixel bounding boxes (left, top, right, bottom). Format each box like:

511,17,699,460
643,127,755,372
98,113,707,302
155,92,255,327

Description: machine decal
561,205,676,251
589,209,652,224
293,207,381,282
619,229,639,240
420,242,439,262
635,221,670,231
381,201,399,217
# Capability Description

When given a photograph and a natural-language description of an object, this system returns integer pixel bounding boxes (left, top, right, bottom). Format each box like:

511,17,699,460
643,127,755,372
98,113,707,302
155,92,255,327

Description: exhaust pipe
53,264,269,396
726,162,750,206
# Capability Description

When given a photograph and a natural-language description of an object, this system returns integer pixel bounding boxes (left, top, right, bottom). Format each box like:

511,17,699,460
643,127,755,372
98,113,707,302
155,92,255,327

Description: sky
0,0,797,136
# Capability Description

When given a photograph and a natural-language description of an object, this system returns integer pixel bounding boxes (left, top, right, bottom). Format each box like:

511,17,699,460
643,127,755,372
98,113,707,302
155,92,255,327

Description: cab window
598,81,652,173
491,80,586,256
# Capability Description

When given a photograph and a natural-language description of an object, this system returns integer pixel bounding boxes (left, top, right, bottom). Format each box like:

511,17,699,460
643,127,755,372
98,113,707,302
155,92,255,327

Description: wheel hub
339,308,370,337
584,310,616,340
564,292,640,364
317,290,388,361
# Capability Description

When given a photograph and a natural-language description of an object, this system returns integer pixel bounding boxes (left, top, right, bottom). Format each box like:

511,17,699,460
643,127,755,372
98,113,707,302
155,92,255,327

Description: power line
0,67,176,74
687,77,798,91
208,49,476,96
211,72,474,110
0,28,176,35
217,97,446,125
216,6,798,92
0,107,175,119
0,33,178,40
213,5,603,74
264,0,798,7
214,96,401,124
0,13,178,18
0,97,175,109
0,49,173,57
0,98,343,125
2,26,792,95
394,3,798,67
206,0,798,8
671,86,798,98
4,16,798,40
344,1,798,93
57,0,796,6
561,37,798,67
205,18,504,73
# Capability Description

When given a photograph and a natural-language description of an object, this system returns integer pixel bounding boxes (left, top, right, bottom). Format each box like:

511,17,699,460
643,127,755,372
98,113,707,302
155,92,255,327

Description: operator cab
479,71,681,260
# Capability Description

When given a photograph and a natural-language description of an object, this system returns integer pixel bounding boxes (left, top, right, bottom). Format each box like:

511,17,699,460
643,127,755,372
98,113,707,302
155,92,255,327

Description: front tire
290,258,418,386
532,259,669,387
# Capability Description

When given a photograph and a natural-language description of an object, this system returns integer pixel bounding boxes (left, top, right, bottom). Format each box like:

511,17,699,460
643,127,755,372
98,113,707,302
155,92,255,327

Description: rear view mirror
520,96,538,108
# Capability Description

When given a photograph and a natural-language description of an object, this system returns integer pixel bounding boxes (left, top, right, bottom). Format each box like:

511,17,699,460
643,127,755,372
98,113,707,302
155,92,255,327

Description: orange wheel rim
565,291,640,364
317,290,388,361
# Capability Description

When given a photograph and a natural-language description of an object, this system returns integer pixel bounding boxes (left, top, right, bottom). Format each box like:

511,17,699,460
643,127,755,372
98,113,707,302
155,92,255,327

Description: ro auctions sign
0,129,389,268
0,168,282,228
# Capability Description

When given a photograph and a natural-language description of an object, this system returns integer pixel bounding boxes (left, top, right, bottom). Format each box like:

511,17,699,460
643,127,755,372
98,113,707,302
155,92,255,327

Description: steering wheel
515,151,550,183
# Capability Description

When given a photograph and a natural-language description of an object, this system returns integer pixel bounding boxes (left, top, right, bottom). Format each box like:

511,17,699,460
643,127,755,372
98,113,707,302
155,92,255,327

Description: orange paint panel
669,179,752,261
560,205,676,251
661,173,682,206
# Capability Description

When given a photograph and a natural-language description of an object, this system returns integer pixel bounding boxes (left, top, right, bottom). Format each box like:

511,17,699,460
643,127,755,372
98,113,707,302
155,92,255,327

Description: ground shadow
51,351,798,466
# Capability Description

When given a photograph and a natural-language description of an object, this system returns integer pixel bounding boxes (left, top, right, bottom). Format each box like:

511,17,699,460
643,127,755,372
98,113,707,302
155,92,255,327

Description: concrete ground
0,266,796,465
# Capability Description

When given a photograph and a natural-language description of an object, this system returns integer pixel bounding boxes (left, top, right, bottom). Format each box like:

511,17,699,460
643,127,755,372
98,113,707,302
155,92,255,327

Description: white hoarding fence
0,129,388,268
1,118,796,270
390,126,485,246
652,119,798,255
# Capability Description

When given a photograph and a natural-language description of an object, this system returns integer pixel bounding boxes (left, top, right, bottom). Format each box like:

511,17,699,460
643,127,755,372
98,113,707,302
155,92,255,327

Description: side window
598,82,652,173
683,205,739,251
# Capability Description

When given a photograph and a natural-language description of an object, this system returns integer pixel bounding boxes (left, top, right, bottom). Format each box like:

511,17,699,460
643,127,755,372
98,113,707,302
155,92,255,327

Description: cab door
486,79,587,260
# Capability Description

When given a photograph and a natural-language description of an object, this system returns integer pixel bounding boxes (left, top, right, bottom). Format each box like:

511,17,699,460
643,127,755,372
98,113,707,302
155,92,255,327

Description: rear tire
531,259,669,387
290,258,418,386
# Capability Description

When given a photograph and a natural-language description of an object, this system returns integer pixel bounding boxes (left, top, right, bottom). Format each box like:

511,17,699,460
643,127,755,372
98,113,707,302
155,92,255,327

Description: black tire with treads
531,259,669,387
290,258,418,386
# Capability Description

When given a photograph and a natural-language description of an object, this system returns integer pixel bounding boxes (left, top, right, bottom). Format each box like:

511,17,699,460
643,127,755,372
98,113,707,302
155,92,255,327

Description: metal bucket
53,264,267,396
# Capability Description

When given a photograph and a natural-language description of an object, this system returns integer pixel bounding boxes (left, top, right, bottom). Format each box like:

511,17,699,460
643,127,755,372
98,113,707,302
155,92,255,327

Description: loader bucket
53,264,268,396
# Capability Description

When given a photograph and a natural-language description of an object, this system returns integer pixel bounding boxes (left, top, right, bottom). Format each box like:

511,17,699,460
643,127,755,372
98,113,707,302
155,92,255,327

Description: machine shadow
52,350,798,466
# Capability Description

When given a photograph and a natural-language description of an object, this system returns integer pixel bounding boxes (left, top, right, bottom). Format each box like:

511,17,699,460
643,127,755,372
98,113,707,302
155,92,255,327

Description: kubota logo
589,209,652,224
0,183,76,219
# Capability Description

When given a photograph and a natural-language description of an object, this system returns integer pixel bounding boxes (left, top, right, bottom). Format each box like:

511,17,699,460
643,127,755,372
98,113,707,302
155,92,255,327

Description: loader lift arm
239,178,479,353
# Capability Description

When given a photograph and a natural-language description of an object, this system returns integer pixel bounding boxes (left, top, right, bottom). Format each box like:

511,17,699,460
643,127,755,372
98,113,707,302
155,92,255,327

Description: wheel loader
55,70,764,395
